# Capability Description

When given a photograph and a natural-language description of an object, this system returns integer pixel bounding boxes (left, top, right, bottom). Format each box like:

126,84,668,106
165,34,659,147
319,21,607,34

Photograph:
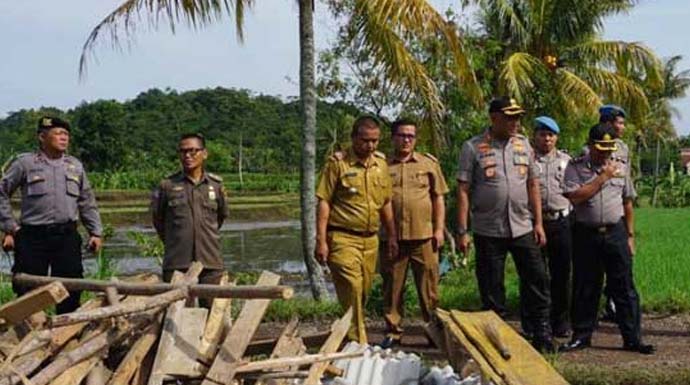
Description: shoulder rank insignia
423,153,438,162
208,173,223,183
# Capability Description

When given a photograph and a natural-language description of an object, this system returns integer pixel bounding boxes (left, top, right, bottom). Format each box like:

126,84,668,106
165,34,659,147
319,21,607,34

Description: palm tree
79,0,481,299
466,0,662,120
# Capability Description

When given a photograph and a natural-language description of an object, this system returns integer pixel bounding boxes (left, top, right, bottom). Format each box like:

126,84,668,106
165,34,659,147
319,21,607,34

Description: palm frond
579,66,650,116
79,0,253,78
498,52,544,102
554,68,601,115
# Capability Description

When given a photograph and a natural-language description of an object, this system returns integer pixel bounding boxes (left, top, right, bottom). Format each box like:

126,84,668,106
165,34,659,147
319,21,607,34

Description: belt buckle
597,226,607,234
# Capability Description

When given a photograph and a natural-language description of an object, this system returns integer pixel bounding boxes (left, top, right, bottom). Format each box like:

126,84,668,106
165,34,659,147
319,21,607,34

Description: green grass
557,362,690,385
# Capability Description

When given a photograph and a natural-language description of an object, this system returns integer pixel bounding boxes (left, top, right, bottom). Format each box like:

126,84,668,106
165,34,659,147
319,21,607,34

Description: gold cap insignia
42,118,52,127
603,133,612,141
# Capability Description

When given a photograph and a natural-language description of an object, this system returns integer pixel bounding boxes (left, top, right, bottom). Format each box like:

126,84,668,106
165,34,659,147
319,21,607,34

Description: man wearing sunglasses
456,97,553,352
151,133,228,305
380,118,449,348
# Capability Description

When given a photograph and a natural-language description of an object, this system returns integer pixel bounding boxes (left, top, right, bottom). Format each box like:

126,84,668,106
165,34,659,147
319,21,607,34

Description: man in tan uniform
381,118,449,348
151,133,228,306
316,116,398,343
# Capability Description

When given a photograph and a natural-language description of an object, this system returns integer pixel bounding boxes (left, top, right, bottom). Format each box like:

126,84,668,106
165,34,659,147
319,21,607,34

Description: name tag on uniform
209,186,216,200
172,186,184,192
344,171,357,177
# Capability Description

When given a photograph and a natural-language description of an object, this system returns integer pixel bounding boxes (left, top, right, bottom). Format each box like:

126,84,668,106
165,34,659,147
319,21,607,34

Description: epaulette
329,151,345,161
208,172,223,183
423,153,438,162
374,151,386,159
572,155,586,163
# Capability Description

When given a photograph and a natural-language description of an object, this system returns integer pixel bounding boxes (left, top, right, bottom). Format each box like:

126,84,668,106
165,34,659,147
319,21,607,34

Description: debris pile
0,262,364,385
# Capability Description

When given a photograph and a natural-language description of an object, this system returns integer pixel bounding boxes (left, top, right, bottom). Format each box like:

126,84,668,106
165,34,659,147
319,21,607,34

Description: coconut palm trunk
299,0,328,300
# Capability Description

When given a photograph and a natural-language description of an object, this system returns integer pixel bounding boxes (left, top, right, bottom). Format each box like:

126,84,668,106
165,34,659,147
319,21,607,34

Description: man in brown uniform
381,118,449,348
151,133,228,306
316,116,398,343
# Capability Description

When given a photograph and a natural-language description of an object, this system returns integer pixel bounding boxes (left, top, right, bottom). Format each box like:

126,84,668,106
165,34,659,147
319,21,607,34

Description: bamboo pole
13,274,293,299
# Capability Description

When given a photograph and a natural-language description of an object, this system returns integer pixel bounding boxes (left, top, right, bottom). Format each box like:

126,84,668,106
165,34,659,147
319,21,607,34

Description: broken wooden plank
268,317,306,382
48,356,100,385
198,274,233,364
303,307,353,385
159,307,208,377
14,273,293,299
85,360,112,385
237,350,363,374
0,282,68,325
49,287,188,328
245,330,331,356
201,270,281,385
107,316,162,385
147,263,203,385
450,311,569,385
436,309,505,385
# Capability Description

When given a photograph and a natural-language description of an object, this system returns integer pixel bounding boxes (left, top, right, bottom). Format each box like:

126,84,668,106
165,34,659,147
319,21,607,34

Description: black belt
576,221,620,234
544,208,570,221
327,226,377,237
20,221,77,234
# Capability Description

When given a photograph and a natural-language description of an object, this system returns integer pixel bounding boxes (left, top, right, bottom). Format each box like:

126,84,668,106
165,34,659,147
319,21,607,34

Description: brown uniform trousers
383,152,449,339
316,149,392,343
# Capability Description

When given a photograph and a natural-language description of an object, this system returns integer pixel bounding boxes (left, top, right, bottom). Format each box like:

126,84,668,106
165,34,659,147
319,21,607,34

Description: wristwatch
456,227,468,236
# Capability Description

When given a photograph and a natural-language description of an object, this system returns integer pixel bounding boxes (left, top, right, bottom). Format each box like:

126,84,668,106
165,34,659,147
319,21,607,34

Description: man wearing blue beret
532,116,573,338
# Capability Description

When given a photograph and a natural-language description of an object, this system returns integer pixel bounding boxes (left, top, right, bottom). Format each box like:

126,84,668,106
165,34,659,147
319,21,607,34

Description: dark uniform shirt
315,149,392,234
151,172,228,270
563,154,636,225
457,131,539,238
0,152,102,235
388,152,449,240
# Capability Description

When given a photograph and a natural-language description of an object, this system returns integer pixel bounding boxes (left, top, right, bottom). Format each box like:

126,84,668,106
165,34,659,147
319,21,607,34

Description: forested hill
0,87,360,173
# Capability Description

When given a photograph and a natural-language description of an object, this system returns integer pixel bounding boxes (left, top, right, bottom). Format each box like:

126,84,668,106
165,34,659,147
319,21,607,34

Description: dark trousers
12,224,83,314
163,267,225,308
543,216,572,331
571,220,642,345
474,232,551,335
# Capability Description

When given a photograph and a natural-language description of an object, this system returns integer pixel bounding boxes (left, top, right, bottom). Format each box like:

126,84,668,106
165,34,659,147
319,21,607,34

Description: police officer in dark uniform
151,133,228,307
0,117,103,314
456,97,554,352
533,116,573,337
561,124,654,354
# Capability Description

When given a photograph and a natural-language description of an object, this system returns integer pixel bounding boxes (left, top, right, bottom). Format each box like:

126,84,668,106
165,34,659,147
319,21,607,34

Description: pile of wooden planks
0,262,363,385
433,309,569,385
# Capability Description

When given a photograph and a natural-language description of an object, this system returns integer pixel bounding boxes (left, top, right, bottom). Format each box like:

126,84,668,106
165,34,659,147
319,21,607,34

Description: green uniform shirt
151,171,228,270
316,149,392,233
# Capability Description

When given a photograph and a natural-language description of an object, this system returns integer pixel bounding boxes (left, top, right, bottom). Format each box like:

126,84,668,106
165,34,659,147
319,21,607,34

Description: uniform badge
209,185,216,200
485,167,496,178
348,187,358,194
560,159,567,170
172,186,184,192
519,166,528,176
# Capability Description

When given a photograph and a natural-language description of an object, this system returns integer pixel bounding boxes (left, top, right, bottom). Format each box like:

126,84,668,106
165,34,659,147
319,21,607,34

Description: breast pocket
412,171,429,188
26,173,47,196
340,173,362,195
66,174,80,197
513,153,529,179
167,195,189,218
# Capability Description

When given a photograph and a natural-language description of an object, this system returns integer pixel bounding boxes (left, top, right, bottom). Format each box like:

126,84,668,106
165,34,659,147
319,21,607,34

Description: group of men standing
316,97,654,355
0,101,653,355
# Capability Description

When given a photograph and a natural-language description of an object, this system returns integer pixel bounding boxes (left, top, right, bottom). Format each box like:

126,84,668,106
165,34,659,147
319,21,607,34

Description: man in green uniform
381,118,449,348
315,116,398,343
0,116,103,314
151,133,228,306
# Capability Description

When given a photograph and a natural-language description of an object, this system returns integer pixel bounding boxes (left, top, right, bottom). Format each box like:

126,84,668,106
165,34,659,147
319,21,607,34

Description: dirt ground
258,313,690,370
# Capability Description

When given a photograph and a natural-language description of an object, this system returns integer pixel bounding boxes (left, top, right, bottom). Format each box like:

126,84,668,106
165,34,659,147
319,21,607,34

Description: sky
1,0,688,135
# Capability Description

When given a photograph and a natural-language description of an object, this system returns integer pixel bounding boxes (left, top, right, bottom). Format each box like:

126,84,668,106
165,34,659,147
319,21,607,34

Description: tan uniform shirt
457,131,539,238
535,149,572,213
316,149,392,233
0,152,102,235
151,171,228,270
563,154,636,225
389,152,449,240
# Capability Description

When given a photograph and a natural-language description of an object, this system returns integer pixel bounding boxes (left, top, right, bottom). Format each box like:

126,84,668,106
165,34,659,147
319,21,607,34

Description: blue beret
599,104,626,118
535,116,560,134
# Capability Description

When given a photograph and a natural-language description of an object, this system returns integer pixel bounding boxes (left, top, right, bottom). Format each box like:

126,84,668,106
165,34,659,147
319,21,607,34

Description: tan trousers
327,230,379,343
381,238,439,339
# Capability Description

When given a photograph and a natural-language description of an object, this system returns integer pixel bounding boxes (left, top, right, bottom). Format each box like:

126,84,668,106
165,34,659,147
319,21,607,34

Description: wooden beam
107,316,162,385
201,271,281,385
198,274,233,364
14,273,293,299
235,350,363,374
158,307,208,377
303,307,353,385
0,282,69,325
245,330,330,356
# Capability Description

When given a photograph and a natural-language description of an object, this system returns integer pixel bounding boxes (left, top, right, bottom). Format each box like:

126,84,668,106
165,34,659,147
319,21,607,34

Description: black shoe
623,342,655,355
559,338,591,352
380,336,400,349
552,324,571,339
532,336,556,353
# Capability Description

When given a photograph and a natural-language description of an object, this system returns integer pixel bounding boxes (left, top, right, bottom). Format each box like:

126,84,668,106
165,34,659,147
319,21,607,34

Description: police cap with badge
489,96,526,116
589,124,618,152
37,116,70,133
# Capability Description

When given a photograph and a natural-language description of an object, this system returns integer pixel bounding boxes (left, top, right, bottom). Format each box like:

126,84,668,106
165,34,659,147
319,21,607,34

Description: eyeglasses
394,133,416,140
177,148,204,156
